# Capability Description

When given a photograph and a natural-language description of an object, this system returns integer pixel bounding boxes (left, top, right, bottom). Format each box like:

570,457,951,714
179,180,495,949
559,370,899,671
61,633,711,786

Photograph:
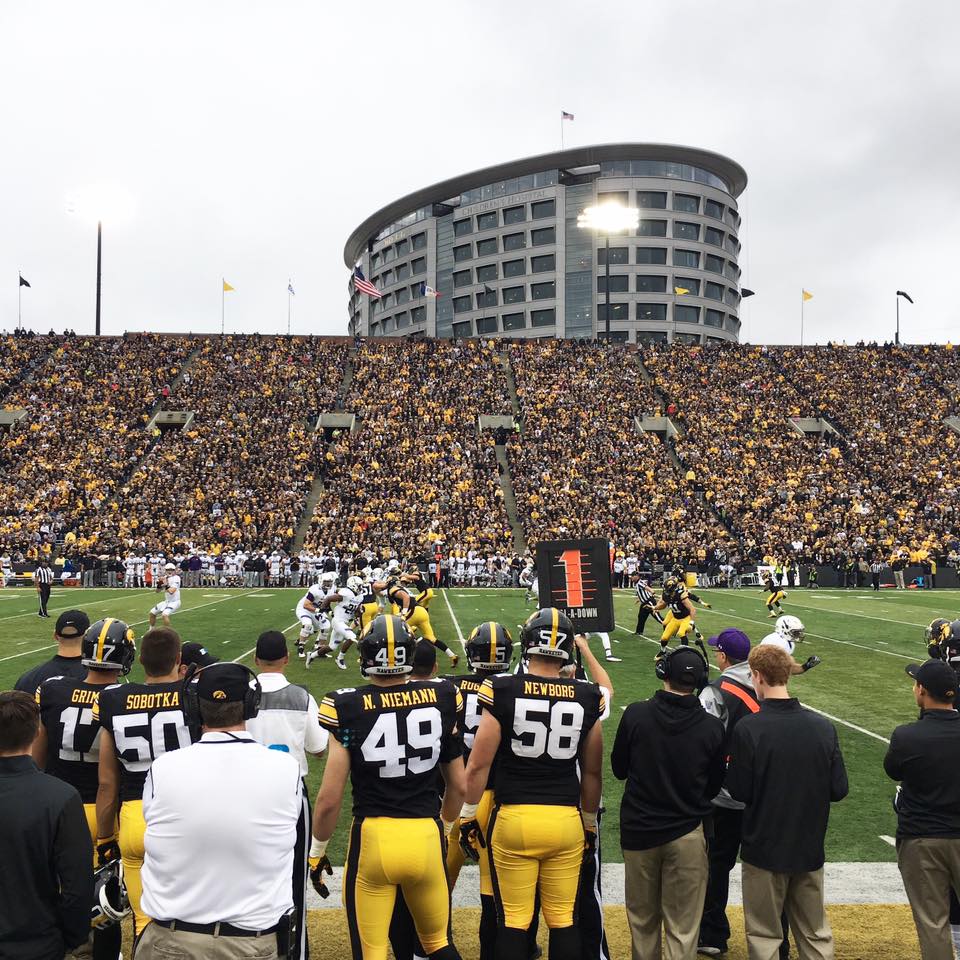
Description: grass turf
1,583,946,865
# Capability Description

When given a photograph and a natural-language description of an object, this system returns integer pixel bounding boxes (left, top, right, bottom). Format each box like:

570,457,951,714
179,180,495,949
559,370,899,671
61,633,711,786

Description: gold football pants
344,816,452,960
488,803,584,930
660,613,694,643
119,799,151,934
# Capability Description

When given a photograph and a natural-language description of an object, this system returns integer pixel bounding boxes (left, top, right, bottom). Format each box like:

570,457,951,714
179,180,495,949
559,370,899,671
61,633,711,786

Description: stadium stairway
493,442,527,554
334,347,356,410
0,338,55,404
499,351,523,429
292,474,326,552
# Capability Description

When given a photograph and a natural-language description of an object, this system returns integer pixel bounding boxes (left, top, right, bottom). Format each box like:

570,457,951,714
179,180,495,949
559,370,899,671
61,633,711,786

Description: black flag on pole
896,290,914,304
19,274,30,288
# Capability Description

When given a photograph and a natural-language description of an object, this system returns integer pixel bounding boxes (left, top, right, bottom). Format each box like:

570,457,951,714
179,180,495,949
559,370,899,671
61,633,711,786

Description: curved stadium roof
344,142,748,267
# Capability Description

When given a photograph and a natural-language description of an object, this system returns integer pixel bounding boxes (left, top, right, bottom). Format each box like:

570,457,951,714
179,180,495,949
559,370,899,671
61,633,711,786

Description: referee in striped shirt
870,558,885,591
633,574,663,635
35,559,54,618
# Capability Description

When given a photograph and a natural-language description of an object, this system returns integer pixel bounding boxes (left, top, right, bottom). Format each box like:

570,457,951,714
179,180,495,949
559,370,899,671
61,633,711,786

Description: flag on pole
352,267,382,299
419,282,440,299
19,274,30,288
561,111,574,121
674,286,689,296
802,289,813,301
223,280,235,292
288,282,295,295
896,290,914,304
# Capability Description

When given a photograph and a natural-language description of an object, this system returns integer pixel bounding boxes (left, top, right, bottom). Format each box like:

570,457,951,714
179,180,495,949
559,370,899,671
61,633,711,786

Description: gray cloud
2,0,957,344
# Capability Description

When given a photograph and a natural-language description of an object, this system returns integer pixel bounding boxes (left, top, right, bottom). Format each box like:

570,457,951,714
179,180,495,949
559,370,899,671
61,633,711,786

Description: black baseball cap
412,639,437,674
906,660,958,701
664,646,708,688
55,610,90,639
181,642,218,669
255,631,288,661
197,663,254,703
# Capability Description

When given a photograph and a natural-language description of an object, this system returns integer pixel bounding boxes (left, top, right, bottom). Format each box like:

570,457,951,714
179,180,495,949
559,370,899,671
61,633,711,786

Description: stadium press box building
345,143,747,345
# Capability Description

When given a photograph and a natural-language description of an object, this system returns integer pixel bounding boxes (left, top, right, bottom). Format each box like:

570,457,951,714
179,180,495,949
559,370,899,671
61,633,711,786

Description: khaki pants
894,569,905,589
623,824,708,960
897,836,960,960
741,862,833,960
134,921,278,959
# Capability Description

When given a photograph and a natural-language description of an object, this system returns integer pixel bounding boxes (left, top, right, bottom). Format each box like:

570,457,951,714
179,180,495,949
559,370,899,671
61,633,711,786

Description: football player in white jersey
149,563,182,626
124,553,137,587
295,582,330,659
760,615,821,675
305,575,364,671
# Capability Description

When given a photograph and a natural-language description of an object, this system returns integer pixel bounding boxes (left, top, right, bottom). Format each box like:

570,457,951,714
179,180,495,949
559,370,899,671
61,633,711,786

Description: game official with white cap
136,662,302,959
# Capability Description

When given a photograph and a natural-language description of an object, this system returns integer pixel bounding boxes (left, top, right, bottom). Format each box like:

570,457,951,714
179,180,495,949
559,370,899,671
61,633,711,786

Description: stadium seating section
2,332,958,562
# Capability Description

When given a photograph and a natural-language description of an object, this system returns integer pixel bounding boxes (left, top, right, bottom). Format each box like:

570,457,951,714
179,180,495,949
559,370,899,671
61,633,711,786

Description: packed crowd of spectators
304,338,514,558
4,333,960,571
507,339,735,565
116,335,347,551
0,334,193,549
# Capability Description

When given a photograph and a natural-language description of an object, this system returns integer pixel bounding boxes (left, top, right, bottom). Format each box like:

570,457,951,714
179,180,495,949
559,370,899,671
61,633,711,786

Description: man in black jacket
14,609,91,693
612,646,725,960
0,690,93,959
885,659,960,960
726,645,848,960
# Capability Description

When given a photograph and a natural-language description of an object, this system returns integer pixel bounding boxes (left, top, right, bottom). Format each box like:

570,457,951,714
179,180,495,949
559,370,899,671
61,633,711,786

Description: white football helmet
320,571,337,588
346,575,364,595
775,615,805,644
372,567,384,582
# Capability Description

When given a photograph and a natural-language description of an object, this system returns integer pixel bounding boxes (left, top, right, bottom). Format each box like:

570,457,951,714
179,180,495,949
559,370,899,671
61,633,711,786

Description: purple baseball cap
707,628,751,662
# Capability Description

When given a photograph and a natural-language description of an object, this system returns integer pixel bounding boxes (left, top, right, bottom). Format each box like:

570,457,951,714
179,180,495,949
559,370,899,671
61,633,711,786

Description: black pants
700,807,790,957
576,809,609,960
37,583,50,616
636,605,662,635
292,783,310,960
872,573,880,591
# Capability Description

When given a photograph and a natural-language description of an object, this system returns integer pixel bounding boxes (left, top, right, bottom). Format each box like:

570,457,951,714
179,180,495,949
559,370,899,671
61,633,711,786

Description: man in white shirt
246,631,328,960
149,564,181,627
137,662,301,960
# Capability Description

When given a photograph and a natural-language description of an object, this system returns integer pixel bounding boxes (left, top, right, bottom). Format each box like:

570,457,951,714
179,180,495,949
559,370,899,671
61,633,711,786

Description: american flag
561,111,574,121
352,267,382,299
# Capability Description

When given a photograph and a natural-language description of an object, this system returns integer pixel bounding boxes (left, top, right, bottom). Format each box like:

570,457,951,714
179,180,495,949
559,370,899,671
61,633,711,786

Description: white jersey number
360,706,441,778
112,710,191,772
58,706,102,762
511,698,584,761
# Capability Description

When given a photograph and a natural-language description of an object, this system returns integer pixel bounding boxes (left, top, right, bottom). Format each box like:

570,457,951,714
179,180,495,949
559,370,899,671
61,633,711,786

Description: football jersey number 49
361,707,442,778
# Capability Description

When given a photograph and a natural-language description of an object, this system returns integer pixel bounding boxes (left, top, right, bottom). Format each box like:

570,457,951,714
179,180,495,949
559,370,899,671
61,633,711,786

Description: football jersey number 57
512,698,584,760
361,707,442,778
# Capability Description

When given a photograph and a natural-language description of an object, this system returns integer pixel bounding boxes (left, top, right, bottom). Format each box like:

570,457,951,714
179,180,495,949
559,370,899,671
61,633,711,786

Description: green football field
0,584,946,865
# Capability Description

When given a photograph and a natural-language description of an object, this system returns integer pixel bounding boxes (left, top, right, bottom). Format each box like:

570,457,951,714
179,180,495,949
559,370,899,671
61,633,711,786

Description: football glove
97,837,121,866
801,655,822,672
308,855,332,899
459,818,486,862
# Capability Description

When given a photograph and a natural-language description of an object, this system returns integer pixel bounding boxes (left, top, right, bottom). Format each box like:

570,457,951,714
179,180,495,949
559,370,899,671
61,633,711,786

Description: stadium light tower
578,202,640,343
67,185,137,336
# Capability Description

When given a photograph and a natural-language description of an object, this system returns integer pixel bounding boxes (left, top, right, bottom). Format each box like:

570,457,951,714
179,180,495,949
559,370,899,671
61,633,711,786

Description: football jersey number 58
361,706,442,778
511,698,584,760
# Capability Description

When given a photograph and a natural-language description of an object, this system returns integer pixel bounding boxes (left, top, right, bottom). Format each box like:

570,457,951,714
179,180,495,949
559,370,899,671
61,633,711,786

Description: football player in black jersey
95,626,192,936
655,577,702,656
374,575,460,668
464,608,604,960
34,617,136,960
312,614,465,960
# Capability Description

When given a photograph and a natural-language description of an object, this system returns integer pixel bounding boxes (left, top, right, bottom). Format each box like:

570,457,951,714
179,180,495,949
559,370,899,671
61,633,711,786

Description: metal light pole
577,202,639,345
896,290,914,346
604,233,611,343
95,220,102,336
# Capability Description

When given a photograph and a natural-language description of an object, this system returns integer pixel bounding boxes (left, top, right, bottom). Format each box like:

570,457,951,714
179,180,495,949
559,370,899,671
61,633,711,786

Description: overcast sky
2,0,957,344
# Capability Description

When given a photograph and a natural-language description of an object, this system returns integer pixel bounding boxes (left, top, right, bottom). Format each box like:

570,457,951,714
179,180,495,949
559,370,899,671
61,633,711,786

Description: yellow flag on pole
223,280,235,292
674,286,690,296
802,289,813,301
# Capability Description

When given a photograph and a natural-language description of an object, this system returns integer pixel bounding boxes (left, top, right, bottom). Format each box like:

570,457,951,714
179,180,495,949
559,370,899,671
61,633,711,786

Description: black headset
182,662,262,738
655,644,709,689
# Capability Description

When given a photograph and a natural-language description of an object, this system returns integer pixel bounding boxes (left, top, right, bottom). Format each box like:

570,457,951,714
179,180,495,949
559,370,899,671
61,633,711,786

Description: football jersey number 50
512,698,584,760
112,710,191,772
361,707,442,778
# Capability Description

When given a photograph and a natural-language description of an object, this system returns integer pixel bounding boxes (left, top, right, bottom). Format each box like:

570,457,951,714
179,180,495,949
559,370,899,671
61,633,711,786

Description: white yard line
880,835,897,847
232,621,300,663
0,590,155,624
614,622,892,745
441,590,469,656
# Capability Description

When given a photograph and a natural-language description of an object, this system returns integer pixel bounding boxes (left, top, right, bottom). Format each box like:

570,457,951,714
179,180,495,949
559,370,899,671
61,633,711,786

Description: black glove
309,855,332,899
801,655,822,672
459,818,485,862
582,827,597,864
97,838,121,865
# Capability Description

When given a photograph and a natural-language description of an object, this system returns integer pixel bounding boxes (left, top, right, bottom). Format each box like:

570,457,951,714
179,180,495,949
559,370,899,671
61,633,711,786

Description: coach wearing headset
136,662,302,959
611,647,726,960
